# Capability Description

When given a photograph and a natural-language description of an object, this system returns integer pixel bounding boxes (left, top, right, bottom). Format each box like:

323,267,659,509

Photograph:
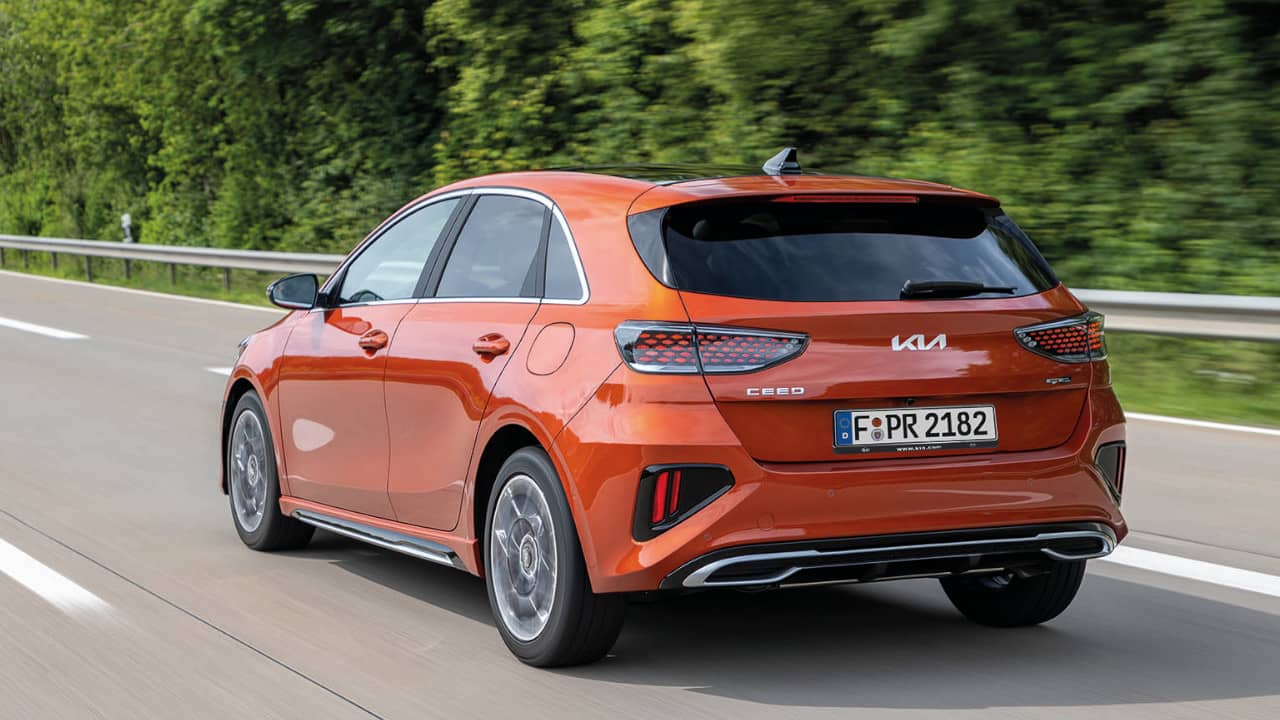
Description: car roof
433,166,999,215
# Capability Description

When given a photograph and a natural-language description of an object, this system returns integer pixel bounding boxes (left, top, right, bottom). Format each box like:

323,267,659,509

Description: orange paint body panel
222,167,1126,598
385,300,540,530
276,306,409,519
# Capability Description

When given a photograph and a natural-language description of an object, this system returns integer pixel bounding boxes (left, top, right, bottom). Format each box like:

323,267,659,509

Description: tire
483,447,626,667
226,391,314,551
941,560,1086,627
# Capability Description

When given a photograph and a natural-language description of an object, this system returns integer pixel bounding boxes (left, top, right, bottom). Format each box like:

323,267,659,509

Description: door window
337,199,459,304
436,195,547,299
544,219,585,301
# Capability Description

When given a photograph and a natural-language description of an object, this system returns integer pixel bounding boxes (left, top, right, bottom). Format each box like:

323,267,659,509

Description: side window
436,195,547,298
337,199,459,304
544,219,585,300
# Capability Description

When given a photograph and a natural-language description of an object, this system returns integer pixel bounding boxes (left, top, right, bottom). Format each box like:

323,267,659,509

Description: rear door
385,192,547,530
650,197,1090,462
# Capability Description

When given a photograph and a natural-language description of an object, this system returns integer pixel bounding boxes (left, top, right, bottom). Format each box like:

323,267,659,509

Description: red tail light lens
615,322,700,374
1014,311,1106,363
616,321,808,374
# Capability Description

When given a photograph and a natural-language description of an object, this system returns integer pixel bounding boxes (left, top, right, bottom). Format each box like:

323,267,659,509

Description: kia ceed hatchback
220,149,1127,667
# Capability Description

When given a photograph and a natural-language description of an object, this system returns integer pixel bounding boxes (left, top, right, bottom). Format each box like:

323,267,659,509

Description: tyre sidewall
483,447,585,663
227,392,282,548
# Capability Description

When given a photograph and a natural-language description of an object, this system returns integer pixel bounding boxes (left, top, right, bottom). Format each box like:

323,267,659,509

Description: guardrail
1,234,1277,341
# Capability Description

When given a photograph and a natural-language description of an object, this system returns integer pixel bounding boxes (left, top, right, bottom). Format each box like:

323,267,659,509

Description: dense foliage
2,0,1278,292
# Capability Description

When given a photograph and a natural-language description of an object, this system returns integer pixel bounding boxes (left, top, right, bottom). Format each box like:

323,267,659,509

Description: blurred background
0,0,1277,425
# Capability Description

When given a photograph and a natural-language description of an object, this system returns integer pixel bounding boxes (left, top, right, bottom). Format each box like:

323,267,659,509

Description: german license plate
833,405,998,454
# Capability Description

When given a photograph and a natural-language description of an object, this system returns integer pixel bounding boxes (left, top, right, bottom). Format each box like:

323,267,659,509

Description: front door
277,197,461,518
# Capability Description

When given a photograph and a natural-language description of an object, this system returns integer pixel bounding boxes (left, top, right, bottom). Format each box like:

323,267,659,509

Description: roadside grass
1106,334,1280,429
2,255,1276,428
0,248,277,307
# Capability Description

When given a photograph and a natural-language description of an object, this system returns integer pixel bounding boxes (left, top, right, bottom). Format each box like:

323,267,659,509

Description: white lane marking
0,269,283,314
1127,412,1280,437
0,315,87,340
207,367,233,376
0,538,111,615
1101,546,1280,599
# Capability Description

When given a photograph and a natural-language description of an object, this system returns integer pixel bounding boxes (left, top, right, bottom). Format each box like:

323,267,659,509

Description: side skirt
279,496,481,575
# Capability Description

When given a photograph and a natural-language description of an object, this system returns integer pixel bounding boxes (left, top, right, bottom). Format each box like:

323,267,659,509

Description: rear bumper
553,370,1127,594
660,522,1116,589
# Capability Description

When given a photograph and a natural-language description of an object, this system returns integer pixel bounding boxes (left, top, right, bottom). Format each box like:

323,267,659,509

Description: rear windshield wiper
900,279,1017,299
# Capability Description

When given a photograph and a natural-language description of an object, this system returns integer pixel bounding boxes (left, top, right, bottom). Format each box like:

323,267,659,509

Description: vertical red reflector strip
668,471,682,515
651,472,669,524
1115,446,1126,495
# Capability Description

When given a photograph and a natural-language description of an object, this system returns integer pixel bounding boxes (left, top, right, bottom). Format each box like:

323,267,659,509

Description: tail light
1014,311,1106,363
634,465,735,540
615,321,808,374
1095,442,1126,501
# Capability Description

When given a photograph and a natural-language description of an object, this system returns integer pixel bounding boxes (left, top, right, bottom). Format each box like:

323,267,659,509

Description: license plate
833,405,998,454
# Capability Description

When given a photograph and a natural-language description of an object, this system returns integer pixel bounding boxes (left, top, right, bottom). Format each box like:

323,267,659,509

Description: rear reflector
1015,311,1106,363
616,321,808,374
634,465,734,541
651,472,670,524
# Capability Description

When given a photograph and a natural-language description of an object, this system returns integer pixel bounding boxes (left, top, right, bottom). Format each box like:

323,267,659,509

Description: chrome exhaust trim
1038,530,1116,561
677,526,1116,589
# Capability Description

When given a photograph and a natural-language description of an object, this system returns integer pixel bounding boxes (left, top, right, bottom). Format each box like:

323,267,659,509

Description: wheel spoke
229,410,268,534
493,528,512,557
488,473,558,642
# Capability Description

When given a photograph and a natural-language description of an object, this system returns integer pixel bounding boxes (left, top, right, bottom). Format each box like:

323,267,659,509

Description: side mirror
267,273,319,310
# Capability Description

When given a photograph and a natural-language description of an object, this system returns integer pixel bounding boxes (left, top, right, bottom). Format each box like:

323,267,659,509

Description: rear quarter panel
461,180,690,555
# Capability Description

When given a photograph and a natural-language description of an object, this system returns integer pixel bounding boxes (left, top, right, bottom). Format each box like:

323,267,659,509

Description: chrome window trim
315,186,591,309
308,298,420,312
416,296,542,305
318,189,475,302
543,204,590,305
432,187,591,305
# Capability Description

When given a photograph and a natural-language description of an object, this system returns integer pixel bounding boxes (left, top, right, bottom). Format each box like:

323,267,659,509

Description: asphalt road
1,269,1277,720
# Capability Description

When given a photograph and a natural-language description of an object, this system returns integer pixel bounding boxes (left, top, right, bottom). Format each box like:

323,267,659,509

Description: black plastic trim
632,464,735,541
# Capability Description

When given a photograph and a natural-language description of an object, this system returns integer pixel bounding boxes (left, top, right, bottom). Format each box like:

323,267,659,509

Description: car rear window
631,199,1057,302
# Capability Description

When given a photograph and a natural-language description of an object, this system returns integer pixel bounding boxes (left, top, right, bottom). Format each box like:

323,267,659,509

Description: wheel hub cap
489,474,557,642
229,410,268,533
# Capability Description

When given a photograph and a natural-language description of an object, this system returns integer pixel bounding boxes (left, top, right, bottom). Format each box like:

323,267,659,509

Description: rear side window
338,198,459,304
643,200,1056,302
437,195,547,298
544,219,585,300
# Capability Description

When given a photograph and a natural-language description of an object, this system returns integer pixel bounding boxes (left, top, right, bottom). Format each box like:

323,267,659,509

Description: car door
276,197,461,518
385,192,549,530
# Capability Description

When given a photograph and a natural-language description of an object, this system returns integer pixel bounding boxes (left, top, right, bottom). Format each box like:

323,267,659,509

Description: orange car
220,149,1126,666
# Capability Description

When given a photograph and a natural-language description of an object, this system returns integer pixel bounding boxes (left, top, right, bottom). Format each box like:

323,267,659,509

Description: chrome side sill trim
292,509,464,570
681,528,1116,589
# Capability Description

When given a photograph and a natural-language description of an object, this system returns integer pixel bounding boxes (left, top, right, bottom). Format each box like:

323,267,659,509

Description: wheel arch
220,372,284,495
467,416,593,578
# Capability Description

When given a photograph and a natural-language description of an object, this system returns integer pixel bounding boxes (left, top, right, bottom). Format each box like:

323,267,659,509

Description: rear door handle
359,329,389,352
472,333,510,357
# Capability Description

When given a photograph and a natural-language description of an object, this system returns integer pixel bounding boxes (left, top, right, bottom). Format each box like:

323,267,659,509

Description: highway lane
0,269,1277,719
